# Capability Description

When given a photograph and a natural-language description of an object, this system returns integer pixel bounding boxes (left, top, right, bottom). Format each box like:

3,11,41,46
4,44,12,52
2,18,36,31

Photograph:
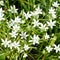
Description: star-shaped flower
20,32,28,39
13,41,20,49
49,7,56,14
8,5,18,13
29,34,40,45
39,23,48,32
47,20,56,29
52,1,59,7
53,44,60,53
44,33,50,40
23,11,31,19
24,44,30,51
23,53,28,58
32,19,40,27
9,31,18,38
1,38,11,48
46,46,53,53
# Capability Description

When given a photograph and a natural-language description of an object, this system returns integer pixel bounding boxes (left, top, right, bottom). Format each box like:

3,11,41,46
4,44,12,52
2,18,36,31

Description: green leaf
0,53,5,60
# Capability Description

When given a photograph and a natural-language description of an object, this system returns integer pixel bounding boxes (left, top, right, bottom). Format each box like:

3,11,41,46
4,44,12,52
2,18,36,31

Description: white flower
8,5,18,13
44,33,50,40
0,1,4,6
13,41,20,49
39,23,48,32
1,38,11,48
24,44,30,51
32,19,40,27
48,7,56,18
47,20,56,29
20,32,28,39
49,7,56,14
8,41,20,50
46,46,53,53
8,43,14,49
9,31,18,38
0,8,4,14
31,6,42,16
14,16,25,24
14,16,21,23
23,53,28,58
52,1,59,7
35,5,42,15
29,34,40,45
13,25,20,32
0,13,5,20
53,44,60,53
0,8,5,20
23,11,31,19
52,13,56,19
7,19,15,28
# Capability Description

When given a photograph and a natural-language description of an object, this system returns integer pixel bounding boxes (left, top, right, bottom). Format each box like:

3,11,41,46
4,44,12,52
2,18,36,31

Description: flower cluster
1,38,20,50
0,0,60,60
46,44,60,53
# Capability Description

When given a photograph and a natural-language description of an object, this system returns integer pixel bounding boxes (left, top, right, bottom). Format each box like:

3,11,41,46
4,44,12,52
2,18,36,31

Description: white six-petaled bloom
49,7,56,14
48,7,56,18
30,5,42,16
9,31,18,38
32,19,40,27
39,23,48,32
47,20,56,29
8,42,14,50
20,32,28,39
53,44,60,53
13,24,20,32
23,11,31,19
7,19,15,28
29,34,40,45
35,5,42,14
1,38,11,48
14,16,25,24
46,46,53,53
52,1,59,7
44,33,50,40
24,44,30,51
14,16,22,23
23,53,28,58
8,5,18,13
12,41,20,49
